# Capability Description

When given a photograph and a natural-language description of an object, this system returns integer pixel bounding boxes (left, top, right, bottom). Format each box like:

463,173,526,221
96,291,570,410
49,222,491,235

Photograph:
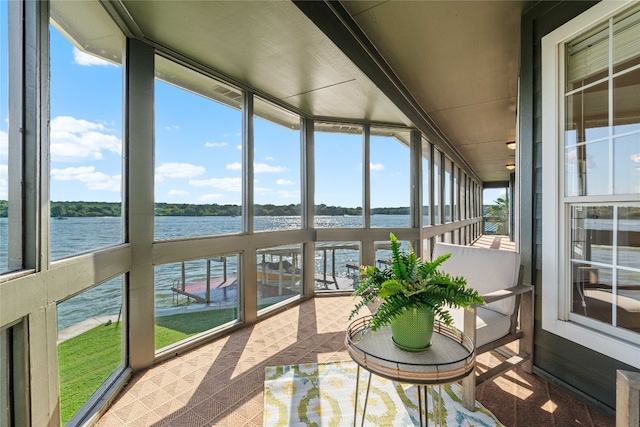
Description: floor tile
96,296,615,427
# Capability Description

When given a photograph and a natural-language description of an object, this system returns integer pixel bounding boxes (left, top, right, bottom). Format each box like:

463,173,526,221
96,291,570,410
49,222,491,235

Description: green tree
487,196,509,218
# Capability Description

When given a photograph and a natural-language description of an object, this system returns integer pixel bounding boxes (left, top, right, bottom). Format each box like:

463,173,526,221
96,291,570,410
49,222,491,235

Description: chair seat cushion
448,307,511,348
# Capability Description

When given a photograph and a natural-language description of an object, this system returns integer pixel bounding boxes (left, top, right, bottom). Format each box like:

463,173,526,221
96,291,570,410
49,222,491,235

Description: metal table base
346,317,475,427
353,364,445,427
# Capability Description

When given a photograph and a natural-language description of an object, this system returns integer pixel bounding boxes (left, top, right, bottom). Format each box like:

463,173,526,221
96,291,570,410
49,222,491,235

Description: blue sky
0,20,503,209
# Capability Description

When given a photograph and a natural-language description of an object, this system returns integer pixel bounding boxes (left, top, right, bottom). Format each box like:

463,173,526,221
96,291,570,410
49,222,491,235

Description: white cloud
0,164,7,199
73,47,116,67
51,166,121,191
164,125,180,131
189,177,242,192
0,130,7,160
198,193,224,202
254,186,273,194
370,163,385,171
51,116,121,162
264,156,275,161
276,179,295,185
255,163,287,173
205,142,228,148
155,162,206,182
236,145,242,150
226,162,287,173
168,189,189,196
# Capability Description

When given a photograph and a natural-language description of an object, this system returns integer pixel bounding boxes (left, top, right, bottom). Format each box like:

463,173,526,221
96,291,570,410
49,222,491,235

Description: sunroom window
542,0,640,367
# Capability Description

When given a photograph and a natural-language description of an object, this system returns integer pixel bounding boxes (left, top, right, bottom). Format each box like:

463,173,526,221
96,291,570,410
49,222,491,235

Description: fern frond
348,232,485,329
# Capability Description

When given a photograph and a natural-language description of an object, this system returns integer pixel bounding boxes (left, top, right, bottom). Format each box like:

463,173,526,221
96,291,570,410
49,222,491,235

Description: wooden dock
171,276,237,304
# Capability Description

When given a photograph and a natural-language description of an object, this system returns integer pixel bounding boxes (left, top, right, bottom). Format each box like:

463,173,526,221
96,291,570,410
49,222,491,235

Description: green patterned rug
264,360,504,426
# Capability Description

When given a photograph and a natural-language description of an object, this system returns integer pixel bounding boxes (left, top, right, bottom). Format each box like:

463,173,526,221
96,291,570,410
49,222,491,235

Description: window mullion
608,17,615,195
612,206,619,327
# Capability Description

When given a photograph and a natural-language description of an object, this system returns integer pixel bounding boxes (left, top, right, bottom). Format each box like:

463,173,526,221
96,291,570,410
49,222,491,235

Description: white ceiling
338,0,531,182
104,0,532,183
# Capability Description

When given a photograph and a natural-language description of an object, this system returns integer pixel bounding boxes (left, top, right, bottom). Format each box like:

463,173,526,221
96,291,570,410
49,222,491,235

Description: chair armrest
480,284,534,304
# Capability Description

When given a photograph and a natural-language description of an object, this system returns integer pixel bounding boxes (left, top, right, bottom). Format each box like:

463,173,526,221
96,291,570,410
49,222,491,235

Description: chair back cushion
432,242,521,316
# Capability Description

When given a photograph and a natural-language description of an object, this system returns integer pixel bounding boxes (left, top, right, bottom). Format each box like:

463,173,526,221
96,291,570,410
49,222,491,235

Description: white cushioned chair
433,242,534,411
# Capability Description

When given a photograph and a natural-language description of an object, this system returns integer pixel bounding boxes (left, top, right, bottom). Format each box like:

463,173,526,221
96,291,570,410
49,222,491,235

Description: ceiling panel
340,0,532,182
427,99,517,145
120,0,411,125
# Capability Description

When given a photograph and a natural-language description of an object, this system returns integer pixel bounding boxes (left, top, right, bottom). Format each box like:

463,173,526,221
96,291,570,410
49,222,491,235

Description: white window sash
541,0,640,369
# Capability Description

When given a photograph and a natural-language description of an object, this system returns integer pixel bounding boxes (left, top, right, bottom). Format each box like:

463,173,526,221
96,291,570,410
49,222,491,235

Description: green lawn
58,322,122,425
154,307,238,349
58,307,238,425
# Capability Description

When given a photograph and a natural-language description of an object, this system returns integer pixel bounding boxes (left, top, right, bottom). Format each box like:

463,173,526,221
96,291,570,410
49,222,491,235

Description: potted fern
350,233,484,352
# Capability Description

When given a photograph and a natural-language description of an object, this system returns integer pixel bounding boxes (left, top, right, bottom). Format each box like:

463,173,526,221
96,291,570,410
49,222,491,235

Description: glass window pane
616,268,640,333
258,245,302,308
0,0,8,273
422,141,430,226
314,123,362,227
613,5,640,73
585,141,611,195
370,127,410,228
565,146,581,197
49,5,124,259
314,242,359,291
571,262,613,325
253,98,301,232
483,188,508,235
565,82,609,145
566,141,611,196
460,174,466,220
613,134,640,194
155,256,239,351
444,159,451,222
154,57,243,239
57,277,124,424
571,206,614,265
618,206,640,269
566,22,609,91
613,68,640,135
453,166,458,221
433,150,440,225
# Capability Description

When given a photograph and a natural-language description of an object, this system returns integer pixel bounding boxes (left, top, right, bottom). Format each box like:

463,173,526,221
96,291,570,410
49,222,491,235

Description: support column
125,38,156,371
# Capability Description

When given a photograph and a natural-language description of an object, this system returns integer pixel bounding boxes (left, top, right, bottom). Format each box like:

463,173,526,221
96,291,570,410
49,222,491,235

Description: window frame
541,0,640,368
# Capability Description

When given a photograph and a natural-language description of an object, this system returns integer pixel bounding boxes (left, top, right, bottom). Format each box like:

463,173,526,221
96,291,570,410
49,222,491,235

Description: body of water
0,215,413,329
4,215,638,330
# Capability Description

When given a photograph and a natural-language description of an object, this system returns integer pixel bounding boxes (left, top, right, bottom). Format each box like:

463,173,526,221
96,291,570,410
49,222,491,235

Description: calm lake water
3,215,638,330
0,215,412,329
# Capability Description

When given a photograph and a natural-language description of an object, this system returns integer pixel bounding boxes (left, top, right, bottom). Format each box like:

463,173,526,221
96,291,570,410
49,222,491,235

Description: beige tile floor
96,294,615,427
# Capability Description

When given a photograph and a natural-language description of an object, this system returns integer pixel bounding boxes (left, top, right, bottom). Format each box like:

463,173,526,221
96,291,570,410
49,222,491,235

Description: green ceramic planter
390,306,434,352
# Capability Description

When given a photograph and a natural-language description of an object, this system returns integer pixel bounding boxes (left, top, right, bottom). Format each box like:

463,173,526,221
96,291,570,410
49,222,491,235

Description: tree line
0,201,411,218
3,201,636,219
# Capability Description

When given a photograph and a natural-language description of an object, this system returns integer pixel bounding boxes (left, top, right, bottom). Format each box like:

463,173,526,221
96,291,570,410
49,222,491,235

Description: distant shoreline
0,200,413,218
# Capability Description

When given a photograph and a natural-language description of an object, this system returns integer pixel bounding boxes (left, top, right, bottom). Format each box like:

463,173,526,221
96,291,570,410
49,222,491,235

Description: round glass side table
346,315,475,427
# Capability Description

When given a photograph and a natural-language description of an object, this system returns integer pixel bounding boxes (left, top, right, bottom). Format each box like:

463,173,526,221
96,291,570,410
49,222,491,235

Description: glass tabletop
346,316,475,385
